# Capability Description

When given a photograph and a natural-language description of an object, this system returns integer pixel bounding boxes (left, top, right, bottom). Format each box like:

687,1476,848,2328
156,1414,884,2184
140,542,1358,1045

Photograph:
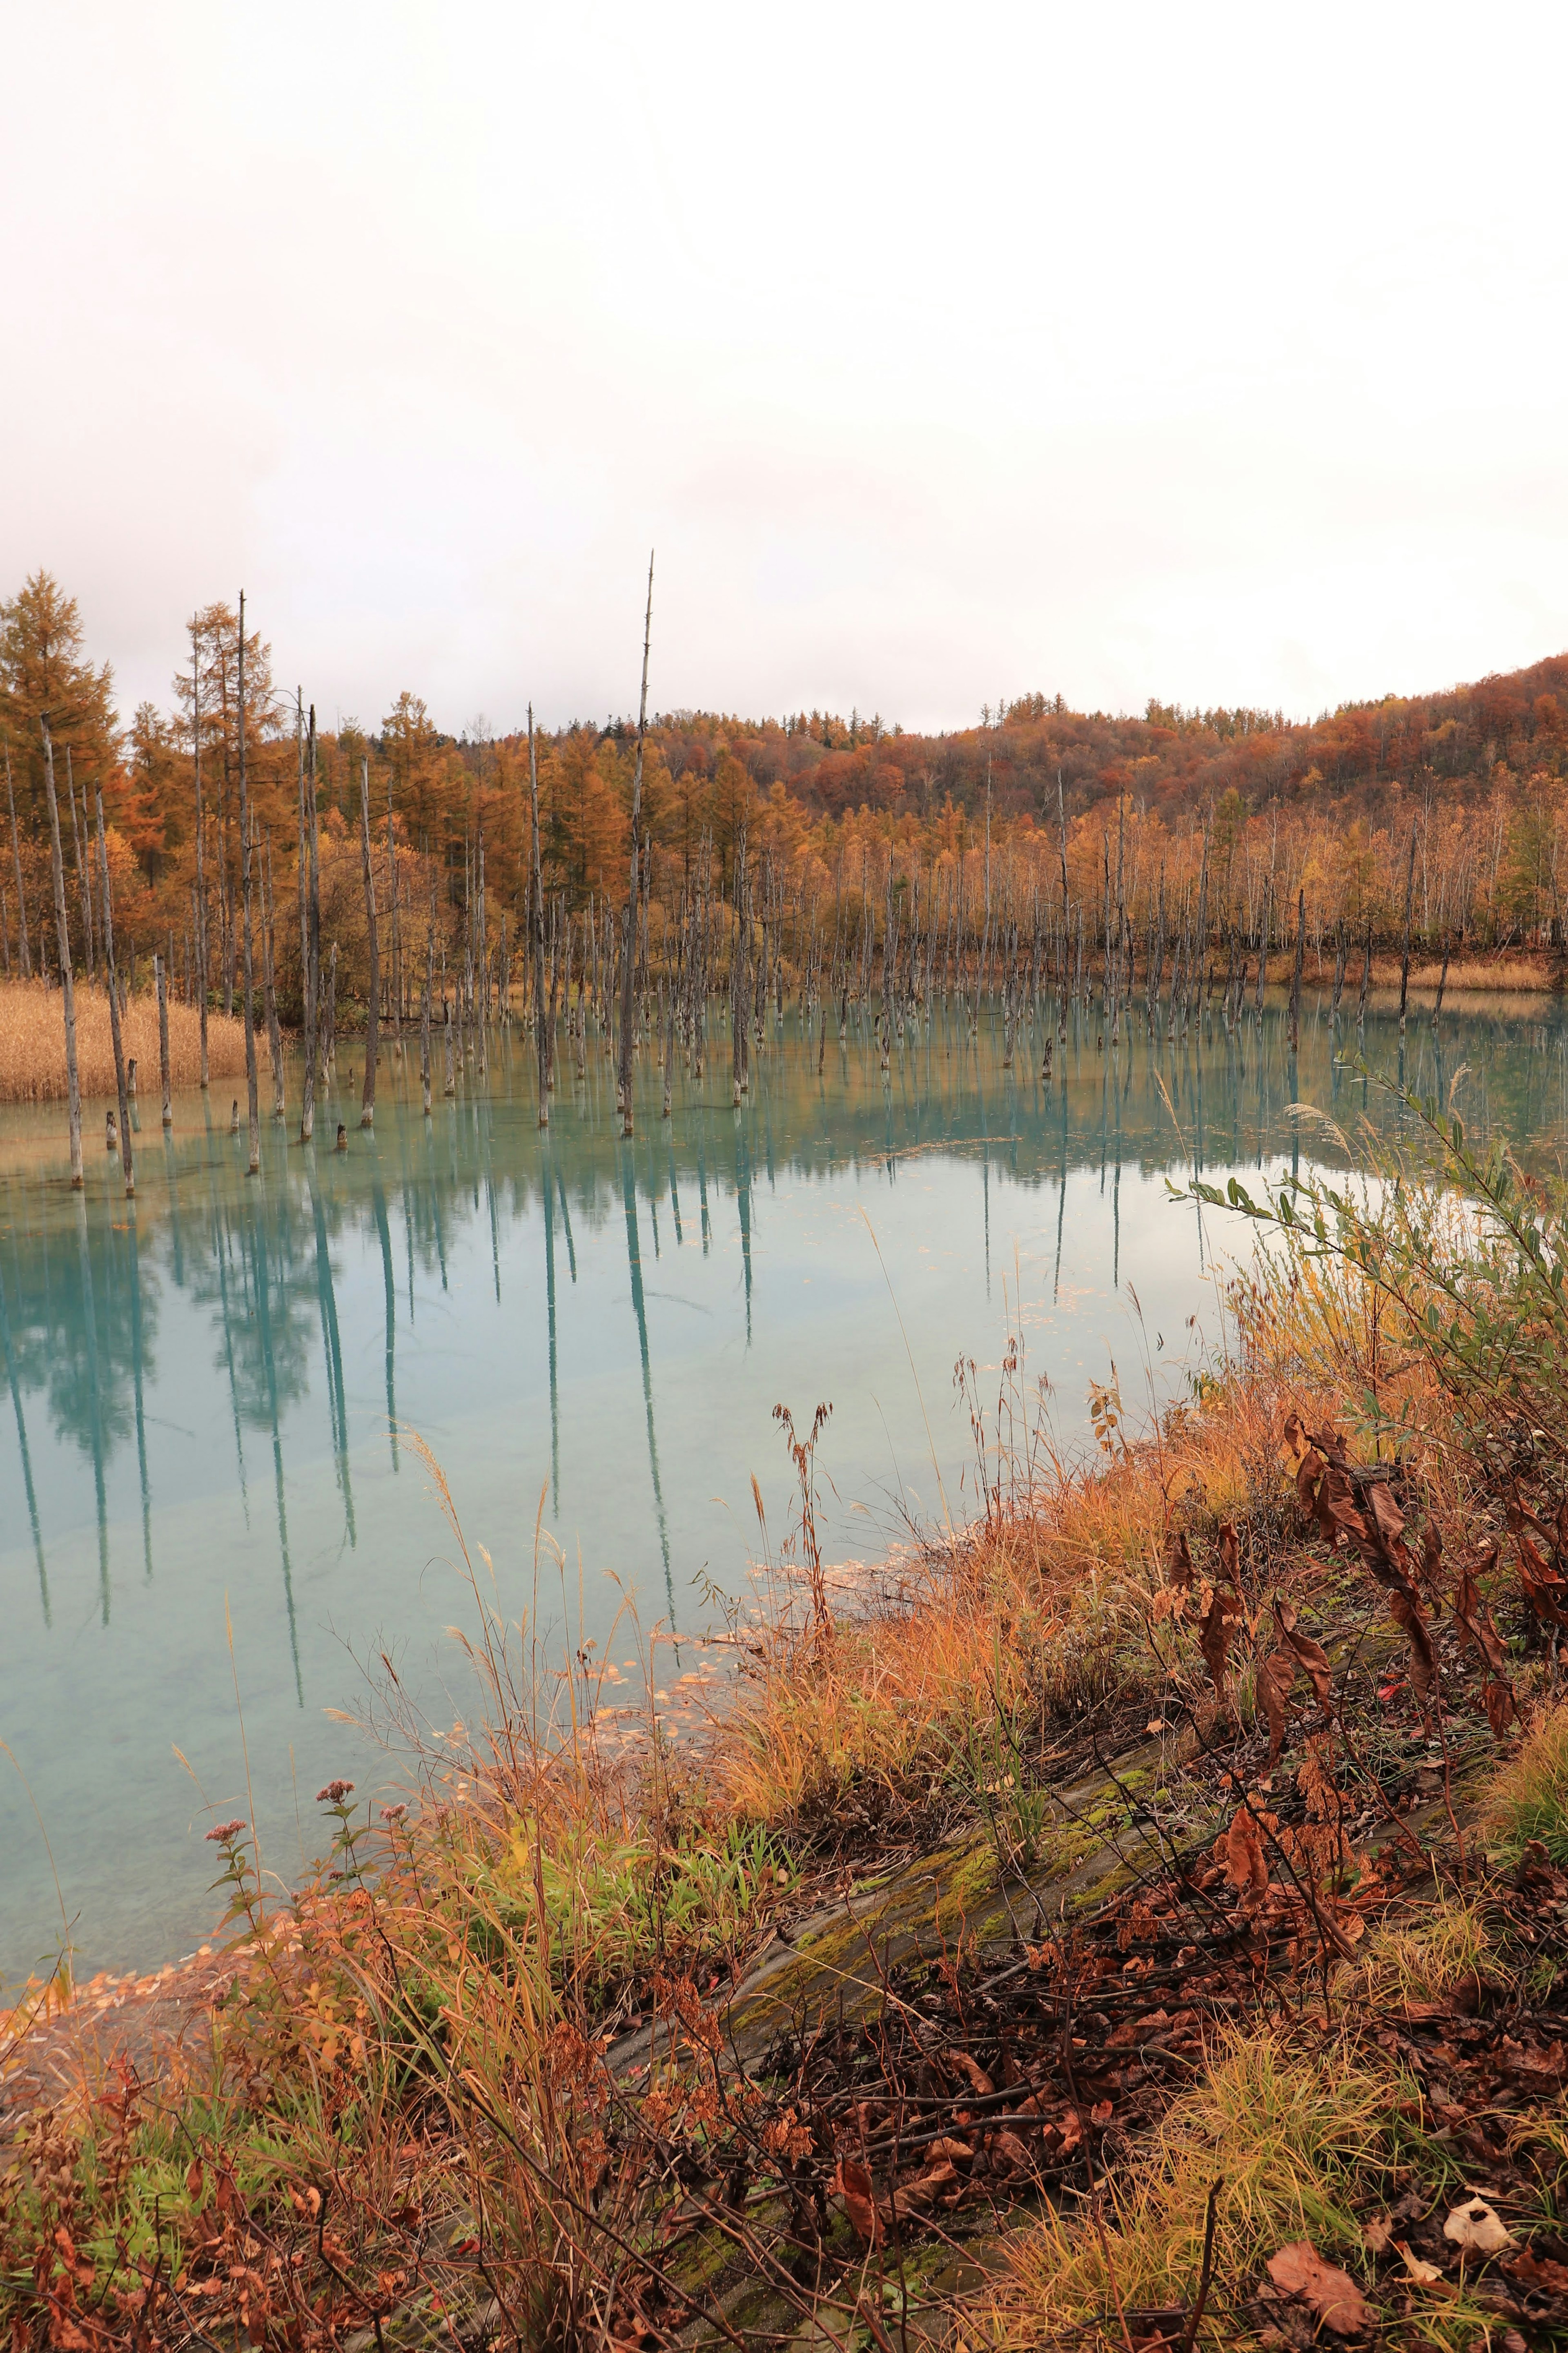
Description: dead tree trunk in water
617,553,655,1136
191,620,209,1089
528,705,548,1127
237,591,261,1175
731,824,749,1106
1398,824,1417,1034
94,778,134,1196
298,701,321,1142
1288,886,1305,1052
41,722,83,1186
386,778,401,1045
263,831,285,1118
359,756,379,1127
156,952,172,1127
421,879,434,1116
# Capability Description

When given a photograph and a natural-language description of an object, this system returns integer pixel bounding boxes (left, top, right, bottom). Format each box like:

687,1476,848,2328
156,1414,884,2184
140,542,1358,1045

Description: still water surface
3,995,1566,1982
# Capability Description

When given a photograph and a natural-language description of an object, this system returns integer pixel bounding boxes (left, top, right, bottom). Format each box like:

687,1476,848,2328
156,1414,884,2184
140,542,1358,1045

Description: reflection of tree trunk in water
1053,1073,1068,1305
619,1144,673,1621
543,1151,560,1517
697,1132,711,1256
667,1144,684,1245
733,1124,753,1346
371,1180,398,1471
127,1213,152,1582
76,1197,109,1625
164,1129,185,1287
250,1209,303,1704
1112,1058,1123,1291
481,1111,501,1304
205,1103,251,1526
309,1173,355,1547
0,1259,49,1625
555,1165,577,1282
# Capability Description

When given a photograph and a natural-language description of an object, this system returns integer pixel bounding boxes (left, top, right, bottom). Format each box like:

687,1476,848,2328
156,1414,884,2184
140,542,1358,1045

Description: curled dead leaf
1218,1802,1270,1903
1389,1590,1437,1705
1275,1595,1334,1711
1198,1580,1243,1702
832,2157,884,2246
1266,2239,1371,2336
947,2049,994,2099
1393,2240,1443,2285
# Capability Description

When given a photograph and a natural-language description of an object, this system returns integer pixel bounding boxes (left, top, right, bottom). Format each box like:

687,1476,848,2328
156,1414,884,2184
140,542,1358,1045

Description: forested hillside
4,568,1567,1015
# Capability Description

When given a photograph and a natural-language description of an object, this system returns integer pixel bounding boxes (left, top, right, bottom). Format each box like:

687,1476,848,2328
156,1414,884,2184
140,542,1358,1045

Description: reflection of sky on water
2,994,1567,1981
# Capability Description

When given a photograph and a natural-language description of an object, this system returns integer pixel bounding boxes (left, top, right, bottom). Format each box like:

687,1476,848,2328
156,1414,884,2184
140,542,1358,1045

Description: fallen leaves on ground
1266,2239,1371,2336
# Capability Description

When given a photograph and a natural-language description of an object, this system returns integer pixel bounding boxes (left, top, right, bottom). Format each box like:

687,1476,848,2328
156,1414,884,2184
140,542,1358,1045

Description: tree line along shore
4,569,1568,1128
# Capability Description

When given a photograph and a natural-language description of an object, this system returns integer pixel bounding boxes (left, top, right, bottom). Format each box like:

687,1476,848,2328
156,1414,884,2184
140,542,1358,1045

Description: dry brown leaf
1485,1677,1518,1737
1275,1596,1334,1712
1367,1477,1407,1550
1508,2246,1568,2294
1393,2240,1443,2285
1217,1519,1242,1586
1362,2216,1393,2255
947,2049,994,2099
1165,1528,1195,1594
1198,1581,1243,1702
1454,1557,1509,1674
1390,1590,1437,1704
1420,1517,1443,1594
1443,2195,1514,2254
1218,1802,1270,1902
989,2127,1033,2174
833,2157,884,2246
1517,1533,1568,1630
1260,1648,1296,1769
1266,2239,1371,2335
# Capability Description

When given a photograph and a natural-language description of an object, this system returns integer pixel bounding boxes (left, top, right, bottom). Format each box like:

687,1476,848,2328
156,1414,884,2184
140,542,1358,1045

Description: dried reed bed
704,1354,1316,1836
0,977,248,1104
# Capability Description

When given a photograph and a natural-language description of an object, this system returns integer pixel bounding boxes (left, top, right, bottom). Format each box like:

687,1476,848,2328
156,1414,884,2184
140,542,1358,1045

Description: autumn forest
5,569,1568,1067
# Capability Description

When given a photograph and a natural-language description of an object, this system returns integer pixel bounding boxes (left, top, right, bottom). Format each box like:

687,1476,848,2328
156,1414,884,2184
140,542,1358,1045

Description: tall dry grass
0,977,248,1104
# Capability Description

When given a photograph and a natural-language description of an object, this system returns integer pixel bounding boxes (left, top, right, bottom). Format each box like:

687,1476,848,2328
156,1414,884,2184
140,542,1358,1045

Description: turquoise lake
3,992,1566,1983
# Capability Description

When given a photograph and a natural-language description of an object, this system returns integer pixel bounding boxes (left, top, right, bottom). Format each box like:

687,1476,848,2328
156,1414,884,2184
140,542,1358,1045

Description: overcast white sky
5,2,1568,737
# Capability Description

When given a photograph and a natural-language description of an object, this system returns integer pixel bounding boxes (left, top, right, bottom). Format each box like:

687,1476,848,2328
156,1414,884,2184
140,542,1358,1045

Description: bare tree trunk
421,881,434,1117
237,591,260,1173
386,776,402,1045
192,621,209,1088
1433,935,1451,1028
94,779,134,1195
617,553,655,1135
5,745,30,976
1330,918,1347,1020
324,940,337,1070
1398,823,1417,1035
41,721,83,1187
528,705,549,1127
731,825,748,1105
1288,885,1305,1052
298,700,318,1142
156,952,172,1127
64,750,96,983
264,830,285,1117
359,756,379,1126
